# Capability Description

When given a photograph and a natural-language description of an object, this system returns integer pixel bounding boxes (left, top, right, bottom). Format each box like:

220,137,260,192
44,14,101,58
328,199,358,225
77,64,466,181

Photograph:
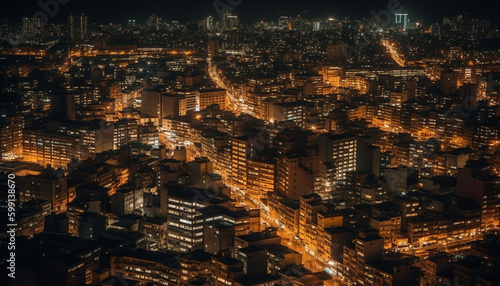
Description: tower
395,13,409,30
68,13,89,41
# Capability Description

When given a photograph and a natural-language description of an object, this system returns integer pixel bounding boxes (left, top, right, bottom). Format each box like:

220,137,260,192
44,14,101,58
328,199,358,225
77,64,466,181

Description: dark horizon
1,0,499,27
2,0,500,285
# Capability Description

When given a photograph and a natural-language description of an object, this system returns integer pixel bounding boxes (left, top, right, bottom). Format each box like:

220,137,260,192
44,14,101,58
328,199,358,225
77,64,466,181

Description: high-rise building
268,194,301,236
205,16,214,30
22,119,114,168
113,118,138,149
165,187,216,253
211,256,244,286
180,249,212,284
146,14,160,30
161,93,182,119
204,222,235,255
276,153,314,199
35,234,102,286
231,137,250,190
395,13,409,30
312,21,320,31
370,216,402,248
111,185,144,216
236,246,268,275
78,212,107,240
278,16,291,30
141,89,162,118
233,227,281,255
246,158,275,199
68,13,89,41
270,101,307,127
142,90,193,120
298,193,323,253
51,92,76,120
22,16,44,37
318,132,358,182
137,122,159,148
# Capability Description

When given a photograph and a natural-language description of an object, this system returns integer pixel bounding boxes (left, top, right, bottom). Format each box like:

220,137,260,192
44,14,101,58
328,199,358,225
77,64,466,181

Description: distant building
68,13,89,41
222,12,239,30
312,21,320,31
326,44,348,65
395,13,409,30
318,132,358,181
205,16,215,30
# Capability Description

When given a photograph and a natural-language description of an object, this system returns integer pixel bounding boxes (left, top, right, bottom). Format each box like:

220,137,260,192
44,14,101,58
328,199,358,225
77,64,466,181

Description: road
231,187,343,284
208,58,344,283
381,40,406,67
208,60,242,115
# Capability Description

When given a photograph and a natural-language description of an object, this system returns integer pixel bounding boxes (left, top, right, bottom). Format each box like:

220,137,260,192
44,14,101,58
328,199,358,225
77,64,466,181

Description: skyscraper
318,132,358,181
205,15,215,30
146,14,160,30
278,16,290,30
222,11,239,30
68,13,89,41
395,13,409,30
312,21,321,31
22,17,44,37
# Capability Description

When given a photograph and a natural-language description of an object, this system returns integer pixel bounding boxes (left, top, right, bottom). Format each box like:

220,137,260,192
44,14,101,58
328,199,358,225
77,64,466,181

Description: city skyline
1,1,500,286
1,0,500,27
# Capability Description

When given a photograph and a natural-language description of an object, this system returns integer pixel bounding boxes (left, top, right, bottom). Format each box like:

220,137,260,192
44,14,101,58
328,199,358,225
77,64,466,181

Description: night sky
1,0,499,27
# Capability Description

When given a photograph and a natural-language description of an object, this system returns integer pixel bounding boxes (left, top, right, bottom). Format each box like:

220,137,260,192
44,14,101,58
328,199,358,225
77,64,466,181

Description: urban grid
1,1,500,285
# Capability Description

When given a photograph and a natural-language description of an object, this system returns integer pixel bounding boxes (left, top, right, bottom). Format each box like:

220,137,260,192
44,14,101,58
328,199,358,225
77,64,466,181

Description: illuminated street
381,40,406,67
1,3,500,286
